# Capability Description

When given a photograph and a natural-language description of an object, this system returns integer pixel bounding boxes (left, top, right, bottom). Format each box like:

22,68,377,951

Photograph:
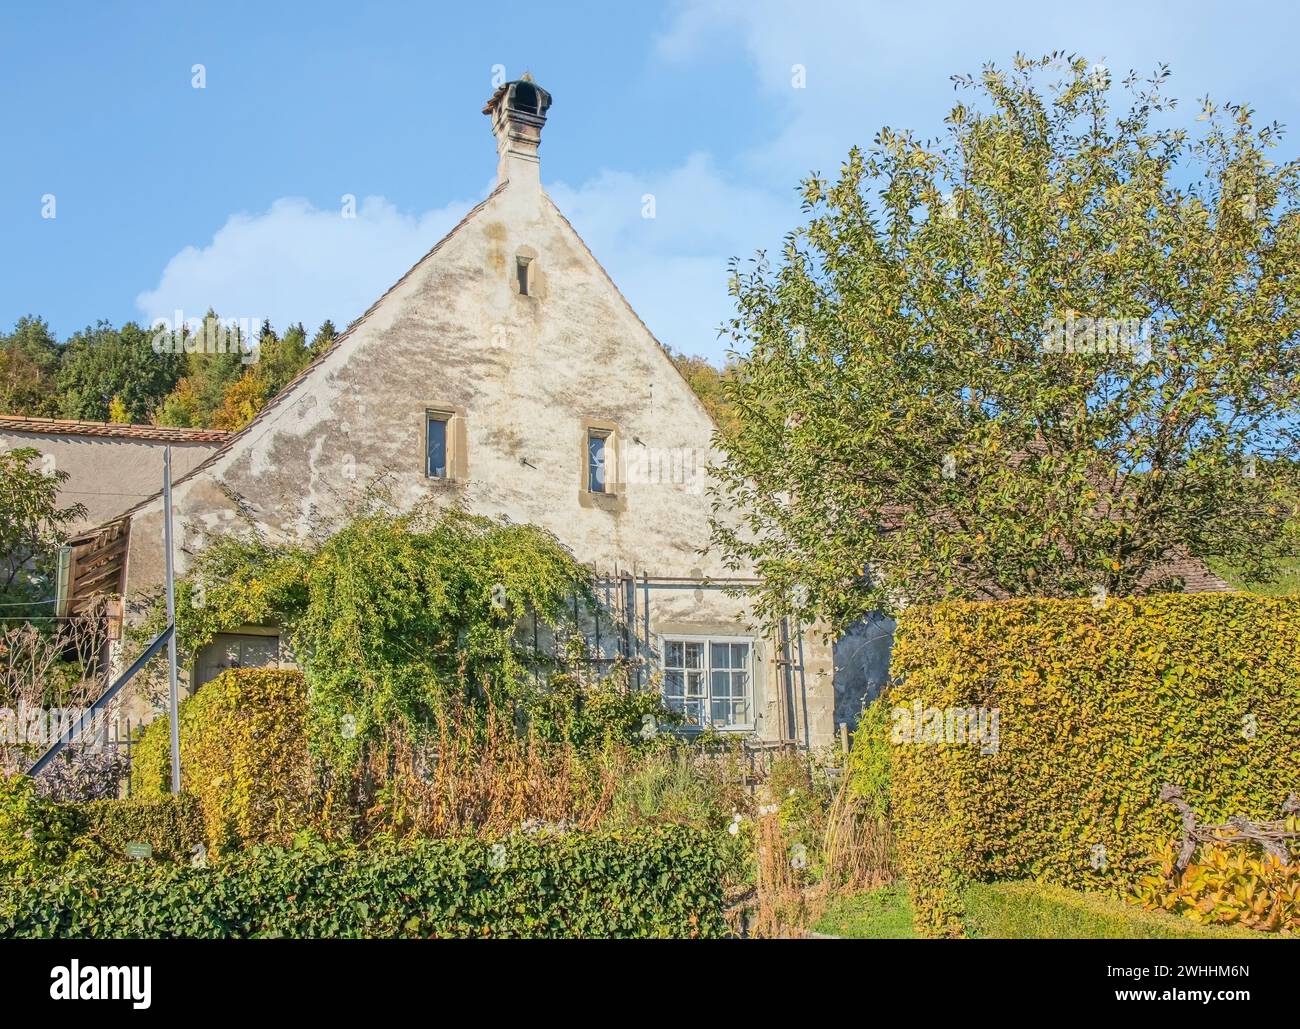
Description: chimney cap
482,77,552,125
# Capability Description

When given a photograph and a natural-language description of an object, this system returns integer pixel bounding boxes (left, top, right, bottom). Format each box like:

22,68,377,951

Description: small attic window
587,428,610,493
516,255,533,296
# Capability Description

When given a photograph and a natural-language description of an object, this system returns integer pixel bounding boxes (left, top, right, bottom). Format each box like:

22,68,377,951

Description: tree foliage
712,55,1300,631
665,347,743,435
0,317,61,417
0,447,85,609
138,502,622,770
0,312,321,430
56,321,182,423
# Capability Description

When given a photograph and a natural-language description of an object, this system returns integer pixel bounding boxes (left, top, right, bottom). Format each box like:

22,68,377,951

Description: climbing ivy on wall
135,503,604,770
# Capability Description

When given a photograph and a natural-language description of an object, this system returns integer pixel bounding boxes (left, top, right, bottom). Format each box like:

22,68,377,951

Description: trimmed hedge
0,775,81,878
75,794,206,865
1,775,207,874
0,827,727,939
132,669,314,853
890,593,1300,935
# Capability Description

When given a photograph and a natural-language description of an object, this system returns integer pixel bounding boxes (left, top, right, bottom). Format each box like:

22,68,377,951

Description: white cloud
135,193,478,334
139,1,1300,366
655,0,1300,178
547,152,795,359
135,156,794,364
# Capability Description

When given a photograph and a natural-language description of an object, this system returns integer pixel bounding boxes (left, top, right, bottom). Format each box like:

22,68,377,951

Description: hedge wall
75,794,206,865
0,827,727,939
889,593,1300,935
0,776,206,874
132,669,314,853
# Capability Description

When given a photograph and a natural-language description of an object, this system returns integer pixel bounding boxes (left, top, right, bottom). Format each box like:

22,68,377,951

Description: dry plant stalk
750,813,810,937
748,773,898,938
353,705,629,840
820,775,896,894
0,605,115,774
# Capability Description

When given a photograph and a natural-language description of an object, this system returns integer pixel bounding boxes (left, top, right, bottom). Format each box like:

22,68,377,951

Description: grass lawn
814,884,917,939
814,881,1272,940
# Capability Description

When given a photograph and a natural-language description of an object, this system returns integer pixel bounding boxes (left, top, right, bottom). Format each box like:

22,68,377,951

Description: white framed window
660,635,755,731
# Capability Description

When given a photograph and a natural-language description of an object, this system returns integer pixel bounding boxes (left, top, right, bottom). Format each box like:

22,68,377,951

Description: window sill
578,489,625,511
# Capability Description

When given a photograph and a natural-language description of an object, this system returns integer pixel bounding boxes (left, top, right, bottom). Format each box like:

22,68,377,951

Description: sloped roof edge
103,182,508,527
0,415,231,443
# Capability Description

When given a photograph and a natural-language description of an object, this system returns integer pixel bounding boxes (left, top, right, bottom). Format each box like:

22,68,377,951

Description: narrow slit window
426,414,449,479
516,256,532,296
587,429,608,493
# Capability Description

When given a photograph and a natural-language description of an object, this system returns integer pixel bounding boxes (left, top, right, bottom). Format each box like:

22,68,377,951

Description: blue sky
3,0,1299,362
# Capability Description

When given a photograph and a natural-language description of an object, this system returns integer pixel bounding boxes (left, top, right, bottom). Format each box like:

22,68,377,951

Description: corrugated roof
0,415,231,444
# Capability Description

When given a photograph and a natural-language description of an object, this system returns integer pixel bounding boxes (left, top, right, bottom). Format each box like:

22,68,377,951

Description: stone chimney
483,75,552,189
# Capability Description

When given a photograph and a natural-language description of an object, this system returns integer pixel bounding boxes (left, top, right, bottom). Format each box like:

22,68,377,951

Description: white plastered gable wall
116,79,837,746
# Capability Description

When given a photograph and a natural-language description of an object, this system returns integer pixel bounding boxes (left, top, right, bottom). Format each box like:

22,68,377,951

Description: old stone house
55,78,850,748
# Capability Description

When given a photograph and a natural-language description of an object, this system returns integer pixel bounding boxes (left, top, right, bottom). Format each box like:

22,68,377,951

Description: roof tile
0,415,232,444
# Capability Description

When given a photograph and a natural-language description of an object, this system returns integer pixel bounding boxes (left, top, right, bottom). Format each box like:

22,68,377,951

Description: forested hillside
0,313,339,431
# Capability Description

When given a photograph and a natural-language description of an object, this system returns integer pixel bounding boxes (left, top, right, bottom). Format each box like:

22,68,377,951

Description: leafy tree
137,502,610,770
1,316,60,377
152,376,204,427
0,316,61,416
57,321,181,423
254,320,312,396
0,448,85,610
153,311,248,427
666,347,742,435
711,55,1300,632
210,371,268,431
309,319,339,357
0,348,56,418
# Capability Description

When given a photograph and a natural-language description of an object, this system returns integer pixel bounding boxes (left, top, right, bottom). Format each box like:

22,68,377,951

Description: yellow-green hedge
132,669,315,854
889,593,1300,936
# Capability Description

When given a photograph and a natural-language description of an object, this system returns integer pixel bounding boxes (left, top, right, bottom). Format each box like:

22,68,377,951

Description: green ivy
0,827,728,939
132,504,624,770
0,775,81,877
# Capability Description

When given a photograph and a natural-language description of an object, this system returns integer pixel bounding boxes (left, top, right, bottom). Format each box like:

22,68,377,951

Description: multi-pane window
426,414,448,478
662,637,753,730
587,429,608,493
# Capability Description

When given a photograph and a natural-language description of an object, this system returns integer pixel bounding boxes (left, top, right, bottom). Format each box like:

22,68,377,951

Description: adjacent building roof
0,415,232,444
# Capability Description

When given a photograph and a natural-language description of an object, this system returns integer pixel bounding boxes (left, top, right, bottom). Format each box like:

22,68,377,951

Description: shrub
73,794,206,866
134,506,604,772
1132,840,1300,934
0,827,728,939
0,774,81,877
889,594,1300,936
131,669,314,853
847,696,892,821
